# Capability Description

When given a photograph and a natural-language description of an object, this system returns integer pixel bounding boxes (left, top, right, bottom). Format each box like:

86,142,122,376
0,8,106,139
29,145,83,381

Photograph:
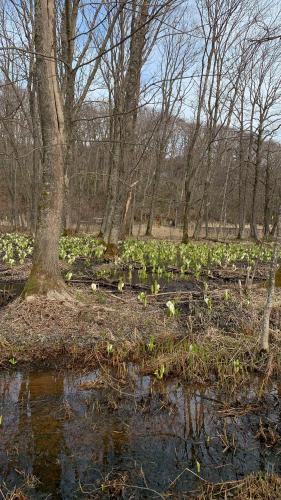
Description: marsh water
0,367,280,499
0,281,24,306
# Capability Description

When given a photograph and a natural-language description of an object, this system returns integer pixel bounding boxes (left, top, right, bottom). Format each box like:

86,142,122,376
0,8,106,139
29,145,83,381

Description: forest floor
1,238,281,499
0,253,280,389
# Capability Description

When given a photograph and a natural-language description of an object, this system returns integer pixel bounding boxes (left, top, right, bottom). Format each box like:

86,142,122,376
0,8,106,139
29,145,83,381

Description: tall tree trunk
217,160,231,239
260,205,281,352
29,73,41,234
115,0,149,242
264,146,271,239
182,173,191,243
61,0,79,231
24,0,65,297
250,130,263,241
237,125,246,239
194,146,212,239
146,151,163,236
101,111,120,242
182,30,216,243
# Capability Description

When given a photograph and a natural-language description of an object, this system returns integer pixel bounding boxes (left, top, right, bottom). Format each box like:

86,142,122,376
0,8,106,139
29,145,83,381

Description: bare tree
260,205,281,351
24,0,66,296
145,32,189,236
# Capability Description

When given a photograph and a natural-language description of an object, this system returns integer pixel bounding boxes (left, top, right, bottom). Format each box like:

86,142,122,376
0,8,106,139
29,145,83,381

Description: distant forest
1,0,281,241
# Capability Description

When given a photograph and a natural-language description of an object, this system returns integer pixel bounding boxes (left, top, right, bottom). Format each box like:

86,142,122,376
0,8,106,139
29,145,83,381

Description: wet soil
0,281,24,307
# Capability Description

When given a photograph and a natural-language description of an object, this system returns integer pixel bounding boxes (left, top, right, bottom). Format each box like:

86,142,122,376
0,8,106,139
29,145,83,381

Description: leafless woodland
1,0,281,245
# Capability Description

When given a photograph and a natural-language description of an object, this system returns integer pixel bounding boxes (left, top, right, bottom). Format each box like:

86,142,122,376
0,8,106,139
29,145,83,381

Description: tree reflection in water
0,369,280,498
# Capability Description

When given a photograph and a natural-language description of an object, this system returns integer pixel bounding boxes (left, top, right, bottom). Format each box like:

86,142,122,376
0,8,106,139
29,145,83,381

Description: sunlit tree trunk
116,0,149,241
24,0,65,296
260,205,281,352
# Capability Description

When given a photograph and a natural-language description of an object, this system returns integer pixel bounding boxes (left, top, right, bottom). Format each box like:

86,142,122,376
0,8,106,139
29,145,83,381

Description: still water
0,367,280,498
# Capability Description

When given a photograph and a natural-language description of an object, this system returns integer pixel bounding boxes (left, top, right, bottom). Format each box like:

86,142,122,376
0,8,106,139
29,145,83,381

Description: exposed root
24,289,86,312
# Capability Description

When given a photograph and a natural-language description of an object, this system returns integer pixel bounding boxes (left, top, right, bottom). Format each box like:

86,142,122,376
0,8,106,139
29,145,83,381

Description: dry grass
0,279,280,387
0,286,177,369
194,472,281,499
137,284,281,386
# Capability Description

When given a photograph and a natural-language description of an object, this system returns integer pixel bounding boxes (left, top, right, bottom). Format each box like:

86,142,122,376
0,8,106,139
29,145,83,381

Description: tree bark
24,0,65,297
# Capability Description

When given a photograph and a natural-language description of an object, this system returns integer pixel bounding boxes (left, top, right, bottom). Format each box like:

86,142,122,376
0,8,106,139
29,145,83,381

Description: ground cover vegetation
0,235,280,391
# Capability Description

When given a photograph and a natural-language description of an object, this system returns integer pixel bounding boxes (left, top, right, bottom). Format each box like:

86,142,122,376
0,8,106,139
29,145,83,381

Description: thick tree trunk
24,0,65,297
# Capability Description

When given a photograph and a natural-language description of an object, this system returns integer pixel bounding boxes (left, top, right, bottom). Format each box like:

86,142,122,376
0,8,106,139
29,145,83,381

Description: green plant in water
96,268,111,278
8,357,17,366
138,266,147,281
128,264,133,283
151,281,160,295
95,244,106,258
196,460,201,474
154,364,165,380
204,296,212,311
166,300,176,317
65,271,73,281
118,278,125,292
138,291,147,307
0,415,2,425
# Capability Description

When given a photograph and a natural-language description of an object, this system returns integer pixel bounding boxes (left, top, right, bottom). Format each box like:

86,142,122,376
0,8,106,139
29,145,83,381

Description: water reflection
0,369,280,498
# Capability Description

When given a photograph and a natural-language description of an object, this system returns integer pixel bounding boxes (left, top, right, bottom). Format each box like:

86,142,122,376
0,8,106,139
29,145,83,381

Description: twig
115,483,165,499
169,466,208,489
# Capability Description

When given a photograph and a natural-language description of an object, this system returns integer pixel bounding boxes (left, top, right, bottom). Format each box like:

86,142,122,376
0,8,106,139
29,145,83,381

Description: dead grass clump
0,278,281,388
5,490,27,500
140,326,281,386
0,289,177,368
195,472,281,499
256,420,281,448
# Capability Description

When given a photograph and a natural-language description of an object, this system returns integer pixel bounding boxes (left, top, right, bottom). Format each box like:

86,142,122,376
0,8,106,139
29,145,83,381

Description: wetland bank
1,235,281,498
